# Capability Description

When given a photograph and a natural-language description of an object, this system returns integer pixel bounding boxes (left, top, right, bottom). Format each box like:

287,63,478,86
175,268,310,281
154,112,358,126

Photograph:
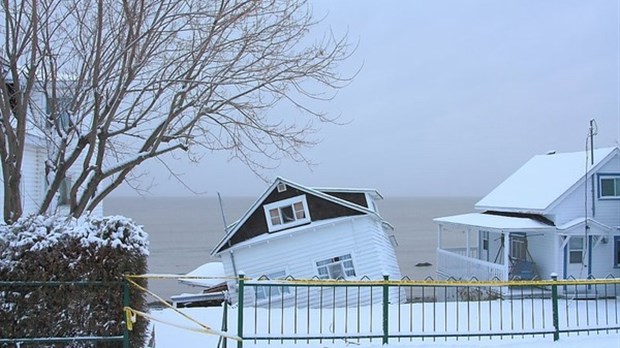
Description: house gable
212,178,374,255
319,191,369,208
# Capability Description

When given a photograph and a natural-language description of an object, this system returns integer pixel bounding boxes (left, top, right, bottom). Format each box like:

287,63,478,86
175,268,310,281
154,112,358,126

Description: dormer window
263,195,310,232
599,175,620,199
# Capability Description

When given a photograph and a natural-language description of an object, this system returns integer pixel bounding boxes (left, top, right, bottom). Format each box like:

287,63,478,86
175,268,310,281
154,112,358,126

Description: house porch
435,213,555,282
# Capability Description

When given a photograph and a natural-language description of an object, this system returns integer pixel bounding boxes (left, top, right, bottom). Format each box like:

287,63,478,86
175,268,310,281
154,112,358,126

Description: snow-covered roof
434,213,553,231
178,262,225,288
476,147,619,213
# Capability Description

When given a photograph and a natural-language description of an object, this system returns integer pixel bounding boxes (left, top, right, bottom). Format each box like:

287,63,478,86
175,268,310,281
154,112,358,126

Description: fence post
237,273,245,348
221,295,228,348
551,273,559,342
382,273,389,345
122,276,130,348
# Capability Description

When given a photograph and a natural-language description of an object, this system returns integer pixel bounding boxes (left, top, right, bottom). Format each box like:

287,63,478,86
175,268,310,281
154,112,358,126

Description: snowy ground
149,304,620,347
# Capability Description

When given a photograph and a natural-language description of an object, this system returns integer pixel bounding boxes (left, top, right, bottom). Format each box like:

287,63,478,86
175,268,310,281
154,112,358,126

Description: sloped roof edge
313,187,384,200
210,177,386,255
556,217,614,231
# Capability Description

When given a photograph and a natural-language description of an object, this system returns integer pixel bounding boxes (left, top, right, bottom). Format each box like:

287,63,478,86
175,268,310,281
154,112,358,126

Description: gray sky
112,0,620,198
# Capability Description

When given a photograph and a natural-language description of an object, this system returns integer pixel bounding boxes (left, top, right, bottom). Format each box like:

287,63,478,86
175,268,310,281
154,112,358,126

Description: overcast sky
112,0,620,198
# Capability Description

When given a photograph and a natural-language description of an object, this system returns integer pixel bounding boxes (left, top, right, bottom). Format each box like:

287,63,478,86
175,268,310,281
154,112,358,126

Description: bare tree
0,0,353,223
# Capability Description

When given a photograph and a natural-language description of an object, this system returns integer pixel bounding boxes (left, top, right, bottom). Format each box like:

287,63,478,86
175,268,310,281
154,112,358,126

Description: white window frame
509,233,527,261
481,230,490,251
263,195,310,232
599,174,620,199
568,236,584,264
254,271,291,301
316,254,356,280
614,236,620,268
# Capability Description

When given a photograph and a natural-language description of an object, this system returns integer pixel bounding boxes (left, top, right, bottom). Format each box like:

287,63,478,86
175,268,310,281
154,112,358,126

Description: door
565,236,588,278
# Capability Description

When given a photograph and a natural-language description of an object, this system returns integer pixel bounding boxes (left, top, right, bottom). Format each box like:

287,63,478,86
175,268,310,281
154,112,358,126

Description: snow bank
151,306,620,347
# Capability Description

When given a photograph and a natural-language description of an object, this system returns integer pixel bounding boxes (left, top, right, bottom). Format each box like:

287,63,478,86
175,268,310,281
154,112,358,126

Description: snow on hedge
0,214,149,269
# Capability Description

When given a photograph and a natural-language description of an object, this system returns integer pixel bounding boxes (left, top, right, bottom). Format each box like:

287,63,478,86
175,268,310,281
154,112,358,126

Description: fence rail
235,274,620,346
3,275,619,346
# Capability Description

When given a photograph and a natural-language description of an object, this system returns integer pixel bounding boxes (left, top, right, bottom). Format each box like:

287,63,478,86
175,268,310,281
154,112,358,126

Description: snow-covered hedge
0,214,149,347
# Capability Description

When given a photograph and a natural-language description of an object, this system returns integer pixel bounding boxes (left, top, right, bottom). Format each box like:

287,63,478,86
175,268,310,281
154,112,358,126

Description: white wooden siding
594,155,620,227
219,215,402,306
523,231,556,280
0,143,45,216
550,181,592,226
0,145,104,219
21,143,45,215
550,154,619,227
1,87,104,219
589,237,620,279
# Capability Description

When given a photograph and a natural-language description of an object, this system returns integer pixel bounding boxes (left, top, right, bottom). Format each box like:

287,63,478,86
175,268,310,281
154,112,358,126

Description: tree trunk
2,168,23,224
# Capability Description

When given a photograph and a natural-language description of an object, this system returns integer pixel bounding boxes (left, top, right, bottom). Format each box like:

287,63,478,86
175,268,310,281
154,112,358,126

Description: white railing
442,247,478,258
437,248,508,281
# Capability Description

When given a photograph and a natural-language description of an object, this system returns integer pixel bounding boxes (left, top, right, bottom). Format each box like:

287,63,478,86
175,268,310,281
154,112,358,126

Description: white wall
219,215,403,306
0,142,45,217
551,180,591,226
551,156,619,228
1,83,107,220
524,231,557,280
594,154,620,227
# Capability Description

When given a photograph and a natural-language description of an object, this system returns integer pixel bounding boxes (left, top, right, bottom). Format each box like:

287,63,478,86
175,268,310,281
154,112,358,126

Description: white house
435,146,620,283
211,177,403,307
0,77,103,218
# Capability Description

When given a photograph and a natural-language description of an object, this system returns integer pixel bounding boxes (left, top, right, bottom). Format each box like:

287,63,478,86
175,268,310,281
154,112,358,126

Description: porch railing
437,247,508,281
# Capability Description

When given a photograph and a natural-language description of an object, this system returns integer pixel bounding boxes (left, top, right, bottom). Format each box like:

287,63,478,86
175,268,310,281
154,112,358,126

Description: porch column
437,225,443,249
466,228,471,257
503,231,510,280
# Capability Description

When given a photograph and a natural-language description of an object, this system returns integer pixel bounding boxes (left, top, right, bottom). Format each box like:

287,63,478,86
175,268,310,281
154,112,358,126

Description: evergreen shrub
0,214,149,347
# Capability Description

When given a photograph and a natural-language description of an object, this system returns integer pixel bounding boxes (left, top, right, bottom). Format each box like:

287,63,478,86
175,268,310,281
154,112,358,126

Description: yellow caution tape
124,307,135,331
125,273,239,280
124,277,241,342
123,273,620,289
123,306,241,341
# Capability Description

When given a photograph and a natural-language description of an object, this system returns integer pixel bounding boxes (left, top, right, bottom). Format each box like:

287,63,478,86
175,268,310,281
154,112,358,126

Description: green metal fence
0,280,129,347
235,274,620,346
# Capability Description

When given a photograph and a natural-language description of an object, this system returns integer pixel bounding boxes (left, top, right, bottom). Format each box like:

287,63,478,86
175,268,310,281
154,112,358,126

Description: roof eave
474,205,547,215
210,177,388,256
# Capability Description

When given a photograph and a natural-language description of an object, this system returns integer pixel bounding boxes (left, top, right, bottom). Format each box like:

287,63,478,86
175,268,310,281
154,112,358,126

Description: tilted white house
211,177,402,307
435,146,620,282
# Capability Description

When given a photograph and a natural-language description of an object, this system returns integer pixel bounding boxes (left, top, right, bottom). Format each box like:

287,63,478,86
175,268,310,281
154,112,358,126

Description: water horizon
104,195,479,298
